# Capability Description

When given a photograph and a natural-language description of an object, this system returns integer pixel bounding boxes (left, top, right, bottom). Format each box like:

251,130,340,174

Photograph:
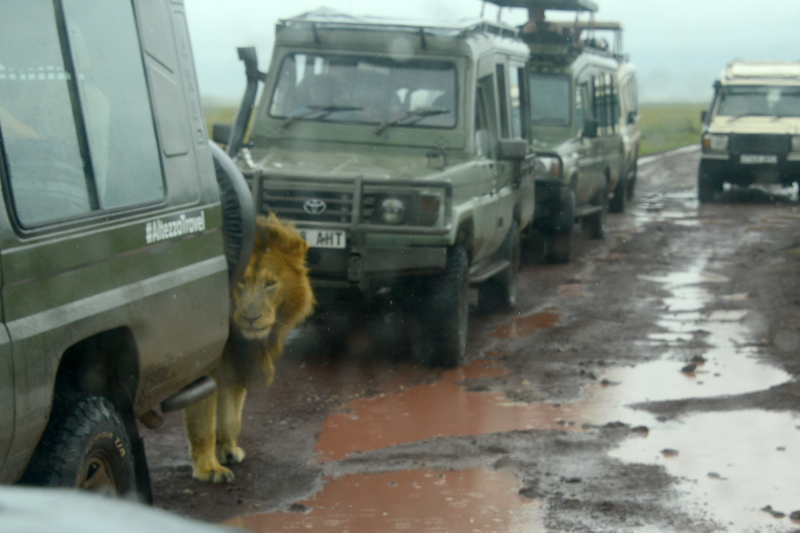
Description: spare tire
209,141,257,290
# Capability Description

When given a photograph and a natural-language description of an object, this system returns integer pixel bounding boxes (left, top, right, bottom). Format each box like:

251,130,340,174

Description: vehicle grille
729,134,789,154
260,186,356,224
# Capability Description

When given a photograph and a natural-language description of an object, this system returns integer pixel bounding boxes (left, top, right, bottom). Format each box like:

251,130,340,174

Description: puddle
609,255,797,530
489,312,561,339
227,469,544,533
611,411,800,532
316,360,595,462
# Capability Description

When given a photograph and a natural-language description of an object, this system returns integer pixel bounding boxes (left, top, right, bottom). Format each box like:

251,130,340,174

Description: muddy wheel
584,184,608,239
609,175,627,213
21,395,135,496
698,162,722,203
419,246,469,368
479,221,520,313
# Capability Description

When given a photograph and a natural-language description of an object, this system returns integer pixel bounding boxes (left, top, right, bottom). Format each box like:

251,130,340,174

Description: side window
0,2,92,226
0,0,164,228
508,65,525,139
475,87,491,158
575,86,585,133
611,75,620,129
477,74,498,151
495,64,510,138
63,0,164,210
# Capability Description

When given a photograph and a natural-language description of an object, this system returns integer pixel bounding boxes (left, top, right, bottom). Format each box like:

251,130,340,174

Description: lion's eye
264,280,277,289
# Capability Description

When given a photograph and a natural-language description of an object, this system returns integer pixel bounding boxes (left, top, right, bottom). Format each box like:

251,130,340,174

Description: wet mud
145,146,800,532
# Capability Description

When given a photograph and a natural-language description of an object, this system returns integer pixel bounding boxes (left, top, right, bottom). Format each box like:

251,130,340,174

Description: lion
184,213,315,483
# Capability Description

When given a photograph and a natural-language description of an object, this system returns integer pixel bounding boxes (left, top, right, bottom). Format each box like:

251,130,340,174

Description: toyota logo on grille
304,199,327,215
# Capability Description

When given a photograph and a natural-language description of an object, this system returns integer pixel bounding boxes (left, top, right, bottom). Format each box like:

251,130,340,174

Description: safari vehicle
218,10,536,368
489,0,628,263
698,61,800,202
0,1,253,499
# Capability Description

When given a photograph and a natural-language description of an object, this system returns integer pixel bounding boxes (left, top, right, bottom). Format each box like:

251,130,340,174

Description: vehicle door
0,0,228,482
491,60,524,243
575,81,597,204
595,72,622,193
469,73,503,264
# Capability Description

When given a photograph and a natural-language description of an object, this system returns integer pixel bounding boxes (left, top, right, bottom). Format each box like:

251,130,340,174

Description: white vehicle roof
723,61,800,84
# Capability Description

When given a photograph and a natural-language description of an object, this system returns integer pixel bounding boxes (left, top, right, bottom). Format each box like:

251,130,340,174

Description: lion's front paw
192,464,235,483
217,444,246,466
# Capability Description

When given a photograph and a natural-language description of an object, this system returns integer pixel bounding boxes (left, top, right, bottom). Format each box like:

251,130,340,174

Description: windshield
716,85,800,117
268,54,457,128
529,74,571,125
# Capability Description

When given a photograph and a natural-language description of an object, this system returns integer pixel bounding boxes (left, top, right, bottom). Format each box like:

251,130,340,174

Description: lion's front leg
184,392,235,483
216,382,247,465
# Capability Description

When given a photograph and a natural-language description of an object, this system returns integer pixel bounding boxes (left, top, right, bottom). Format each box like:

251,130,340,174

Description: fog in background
185,0,800,105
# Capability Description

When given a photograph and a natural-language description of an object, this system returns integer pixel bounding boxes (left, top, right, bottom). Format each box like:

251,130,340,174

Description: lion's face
230,214,314,341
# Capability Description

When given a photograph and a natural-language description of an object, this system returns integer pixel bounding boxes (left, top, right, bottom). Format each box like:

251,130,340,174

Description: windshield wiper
374,107,449,136
282,105,363,129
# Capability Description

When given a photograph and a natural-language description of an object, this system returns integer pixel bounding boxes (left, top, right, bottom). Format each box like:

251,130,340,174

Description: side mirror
582,119,599,139
700,110,707,123
475,130,491,158
212,122,232,145
497,139,528,161
627,111,637,125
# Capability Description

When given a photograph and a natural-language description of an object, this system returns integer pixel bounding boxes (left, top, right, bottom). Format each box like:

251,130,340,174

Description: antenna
497,6,502,23
481,0,486,18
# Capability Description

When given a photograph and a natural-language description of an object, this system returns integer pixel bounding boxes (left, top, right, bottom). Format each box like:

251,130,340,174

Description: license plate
740,154,778,164
299,229,346,249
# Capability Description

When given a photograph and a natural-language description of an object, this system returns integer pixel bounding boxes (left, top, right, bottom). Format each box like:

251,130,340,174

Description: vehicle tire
627,157,638,199
478,221,520,313
609,174,627,213
21,395,136,496
698,162,722,203
584,182,608,239
544,229,572,264
419,246,469,368
209,141,256,290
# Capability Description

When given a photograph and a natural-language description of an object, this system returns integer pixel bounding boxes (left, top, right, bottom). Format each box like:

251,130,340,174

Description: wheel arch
54,327,140,412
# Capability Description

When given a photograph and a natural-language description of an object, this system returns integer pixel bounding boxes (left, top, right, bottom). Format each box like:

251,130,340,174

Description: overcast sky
184,0,800,104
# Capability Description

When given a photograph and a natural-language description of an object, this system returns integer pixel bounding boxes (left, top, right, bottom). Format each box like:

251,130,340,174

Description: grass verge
639,103,706,156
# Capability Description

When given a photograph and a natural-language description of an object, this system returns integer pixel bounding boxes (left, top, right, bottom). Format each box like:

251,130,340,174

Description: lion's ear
254,214,309,261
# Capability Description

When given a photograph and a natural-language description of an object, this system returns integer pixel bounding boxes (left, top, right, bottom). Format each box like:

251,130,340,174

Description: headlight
379,197,405,224
792,136,800,152
703,134,729,152
533,157,561,179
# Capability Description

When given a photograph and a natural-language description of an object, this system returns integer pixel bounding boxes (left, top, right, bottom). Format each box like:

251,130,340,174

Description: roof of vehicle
277,7,519,40
484,0,598,12
274,8,529,59
722,61,800,82
556,20,621,31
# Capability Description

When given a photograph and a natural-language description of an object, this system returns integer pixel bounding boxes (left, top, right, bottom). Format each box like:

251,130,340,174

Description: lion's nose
242,313,262,325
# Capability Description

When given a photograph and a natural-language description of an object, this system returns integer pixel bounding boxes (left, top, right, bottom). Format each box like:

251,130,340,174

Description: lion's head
231,214,315,342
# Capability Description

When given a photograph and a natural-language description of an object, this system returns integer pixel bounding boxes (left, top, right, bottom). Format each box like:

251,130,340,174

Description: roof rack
724,61,800,81
483,0,598,12
277,8,519,42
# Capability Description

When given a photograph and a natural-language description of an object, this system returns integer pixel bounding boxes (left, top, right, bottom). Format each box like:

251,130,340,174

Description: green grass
202,103,237,140
639,103,706,156
203,102,707,157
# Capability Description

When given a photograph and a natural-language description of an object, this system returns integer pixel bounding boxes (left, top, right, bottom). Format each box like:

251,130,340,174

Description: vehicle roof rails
277,8,519,42
483,0,598,12
724,61,800,81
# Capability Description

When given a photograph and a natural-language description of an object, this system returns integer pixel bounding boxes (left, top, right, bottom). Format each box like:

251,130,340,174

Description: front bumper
701,152,800,186
245,170,453,291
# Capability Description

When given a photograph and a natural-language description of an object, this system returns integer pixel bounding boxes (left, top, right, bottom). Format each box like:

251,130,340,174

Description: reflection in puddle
227,469,544,533
611,411,800,531
490,312,561,339
611,255,796,530
316,360,594,462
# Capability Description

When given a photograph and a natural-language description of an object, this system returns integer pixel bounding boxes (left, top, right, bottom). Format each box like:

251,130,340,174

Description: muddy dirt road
146,146,800,532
